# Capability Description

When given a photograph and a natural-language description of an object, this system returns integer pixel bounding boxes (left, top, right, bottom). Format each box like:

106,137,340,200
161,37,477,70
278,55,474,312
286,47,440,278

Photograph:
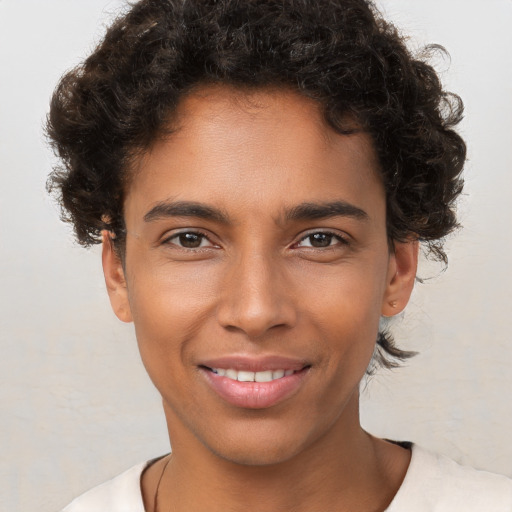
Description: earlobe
381,239,419,317
101,231,133,323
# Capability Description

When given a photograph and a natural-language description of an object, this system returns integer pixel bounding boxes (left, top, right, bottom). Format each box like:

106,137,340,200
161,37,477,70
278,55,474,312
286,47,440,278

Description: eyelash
161,230,216,251
294,231,350,249
161,230,350,251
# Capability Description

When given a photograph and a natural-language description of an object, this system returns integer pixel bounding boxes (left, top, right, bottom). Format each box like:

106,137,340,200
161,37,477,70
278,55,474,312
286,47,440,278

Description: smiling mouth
200,364,310,408
205,367,298,382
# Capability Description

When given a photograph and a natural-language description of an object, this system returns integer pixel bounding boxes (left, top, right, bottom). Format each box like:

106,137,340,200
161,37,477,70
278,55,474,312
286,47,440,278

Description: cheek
126,261,222,375
302,260,387,370
129,254,220,321
300,256,388,326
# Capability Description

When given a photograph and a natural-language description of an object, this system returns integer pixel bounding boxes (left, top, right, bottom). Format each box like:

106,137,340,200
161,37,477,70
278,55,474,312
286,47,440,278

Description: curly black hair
46,0,466,368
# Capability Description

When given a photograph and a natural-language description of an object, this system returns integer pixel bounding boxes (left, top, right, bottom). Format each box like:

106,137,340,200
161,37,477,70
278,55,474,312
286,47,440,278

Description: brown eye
308,233,333,247
164,231,213,249
178,233,204,248
296,231,348,249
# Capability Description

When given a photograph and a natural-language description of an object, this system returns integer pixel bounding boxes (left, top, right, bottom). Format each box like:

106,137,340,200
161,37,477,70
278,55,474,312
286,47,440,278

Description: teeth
255,370,273,382
272,369,285,379
211,368,295,382
226,369,238,380
237,371,255,382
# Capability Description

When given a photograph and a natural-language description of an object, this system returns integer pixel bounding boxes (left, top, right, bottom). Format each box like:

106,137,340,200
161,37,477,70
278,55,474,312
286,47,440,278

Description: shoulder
61,461,149,512
387,445,512,512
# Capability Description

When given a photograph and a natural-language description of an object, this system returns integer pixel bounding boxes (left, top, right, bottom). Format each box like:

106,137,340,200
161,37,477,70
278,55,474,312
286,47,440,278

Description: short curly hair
46,0,466,368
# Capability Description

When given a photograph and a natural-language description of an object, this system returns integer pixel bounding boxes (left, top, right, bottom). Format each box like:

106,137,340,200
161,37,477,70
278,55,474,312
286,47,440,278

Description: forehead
173,85,333,140
126,85,384,225
168,85,373,165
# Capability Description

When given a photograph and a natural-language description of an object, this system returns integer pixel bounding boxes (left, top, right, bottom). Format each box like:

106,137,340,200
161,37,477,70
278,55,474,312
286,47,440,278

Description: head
47,0,465,465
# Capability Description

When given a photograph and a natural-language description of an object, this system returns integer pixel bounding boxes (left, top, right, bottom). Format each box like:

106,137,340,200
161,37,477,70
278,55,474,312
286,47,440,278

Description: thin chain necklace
153,454,172,512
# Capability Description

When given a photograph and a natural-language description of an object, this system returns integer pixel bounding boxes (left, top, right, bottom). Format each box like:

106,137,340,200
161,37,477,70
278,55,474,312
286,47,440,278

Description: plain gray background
1,1,511,510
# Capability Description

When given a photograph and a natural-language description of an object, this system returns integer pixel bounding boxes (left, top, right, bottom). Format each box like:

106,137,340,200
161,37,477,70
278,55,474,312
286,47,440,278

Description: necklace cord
153,454,172,512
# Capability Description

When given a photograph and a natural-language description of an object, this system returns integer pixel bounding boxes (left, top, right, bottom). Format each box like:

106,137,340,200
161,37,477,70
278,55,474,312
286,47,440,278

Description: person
46,0,512,510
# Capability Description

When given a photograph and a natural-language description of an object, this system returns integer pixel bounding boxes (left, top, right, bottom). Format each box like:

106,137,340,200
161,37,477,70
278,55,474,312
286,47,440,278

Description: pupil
311,233,331,247
179,233,202,248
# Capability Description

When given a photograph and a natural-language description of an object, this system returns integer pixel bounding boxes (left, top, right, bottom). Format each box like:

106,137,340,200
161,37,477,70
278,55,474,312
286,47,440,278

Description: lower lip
201,368,309,409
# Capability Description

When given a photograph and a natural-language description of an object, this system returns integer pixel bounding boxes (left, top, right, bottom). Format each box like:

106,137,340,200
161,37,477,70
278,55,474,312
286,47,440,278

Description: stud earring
389,300,398,309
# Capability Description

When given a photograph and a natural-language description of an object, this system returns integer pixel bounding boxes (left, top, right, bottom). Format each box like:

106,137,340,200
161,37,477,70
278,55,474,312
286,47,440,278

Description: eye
163,231,216,250
295,231,348,249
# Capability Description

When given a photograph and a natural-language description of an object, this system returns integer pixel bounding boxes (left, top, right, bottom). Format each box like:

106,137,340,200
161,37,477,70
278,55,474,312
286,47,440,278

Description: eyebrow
144,201,231,224
283,201,369,223
143,199,368,224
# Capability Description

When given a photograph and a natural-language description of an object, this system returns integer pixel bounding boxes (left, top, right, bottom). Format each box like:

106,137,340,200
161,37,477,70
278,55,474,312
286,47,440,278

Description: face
103,86,417,466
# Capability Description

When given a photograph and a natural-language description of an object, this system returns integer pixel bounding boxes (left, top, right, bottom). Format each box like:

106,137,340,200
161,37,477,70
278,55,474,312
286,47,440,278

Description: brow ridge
143,199,368,225
283,201,369,222
144,200,230,224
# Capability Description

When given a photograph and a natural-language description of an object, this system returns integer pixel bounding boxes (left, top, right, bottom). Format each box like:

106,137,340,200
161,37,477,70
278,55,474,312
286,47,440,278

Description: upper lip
199,355,309,372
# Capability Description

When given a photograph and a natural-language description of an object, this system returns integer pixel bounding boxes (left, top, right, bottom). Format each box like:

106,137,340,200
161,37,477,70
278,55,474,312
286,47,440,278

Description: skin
102,86,418,512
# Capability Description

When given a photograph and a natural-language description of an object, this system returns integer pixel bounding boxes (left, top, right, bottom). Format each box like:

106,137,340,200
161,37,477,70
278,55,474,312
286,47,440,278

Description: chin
209,438,307,467
197,417,322,467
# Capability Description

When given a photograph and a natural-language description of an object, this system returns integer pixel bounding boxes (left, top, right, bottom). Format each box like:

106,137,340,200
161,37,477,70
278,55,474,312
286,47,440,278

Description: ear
381,239,419,317
101,230,133,323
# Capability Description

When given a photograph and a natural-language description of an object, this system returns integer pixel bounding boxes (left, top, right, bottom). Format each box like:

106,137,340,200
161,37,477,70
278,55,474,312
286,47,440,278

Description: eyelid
161,229,219,249
159,228,350,250
293,229,351,248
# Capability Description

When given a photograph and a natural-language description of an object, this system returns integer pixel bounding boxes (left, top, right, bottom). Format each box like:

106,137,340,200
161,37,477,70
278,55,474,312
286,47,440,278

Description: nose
216,249,297,339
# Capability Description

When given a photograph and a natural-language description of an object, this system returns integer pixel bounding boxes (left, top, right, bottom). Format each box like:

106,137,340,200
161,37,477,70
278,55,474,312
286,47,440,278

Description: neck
143,393,410,512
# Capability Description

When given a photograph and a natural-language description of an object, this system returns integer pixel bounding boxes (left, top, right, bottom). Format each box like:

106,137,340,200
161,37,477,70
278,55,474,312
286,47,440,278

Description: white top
62,445,512,511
